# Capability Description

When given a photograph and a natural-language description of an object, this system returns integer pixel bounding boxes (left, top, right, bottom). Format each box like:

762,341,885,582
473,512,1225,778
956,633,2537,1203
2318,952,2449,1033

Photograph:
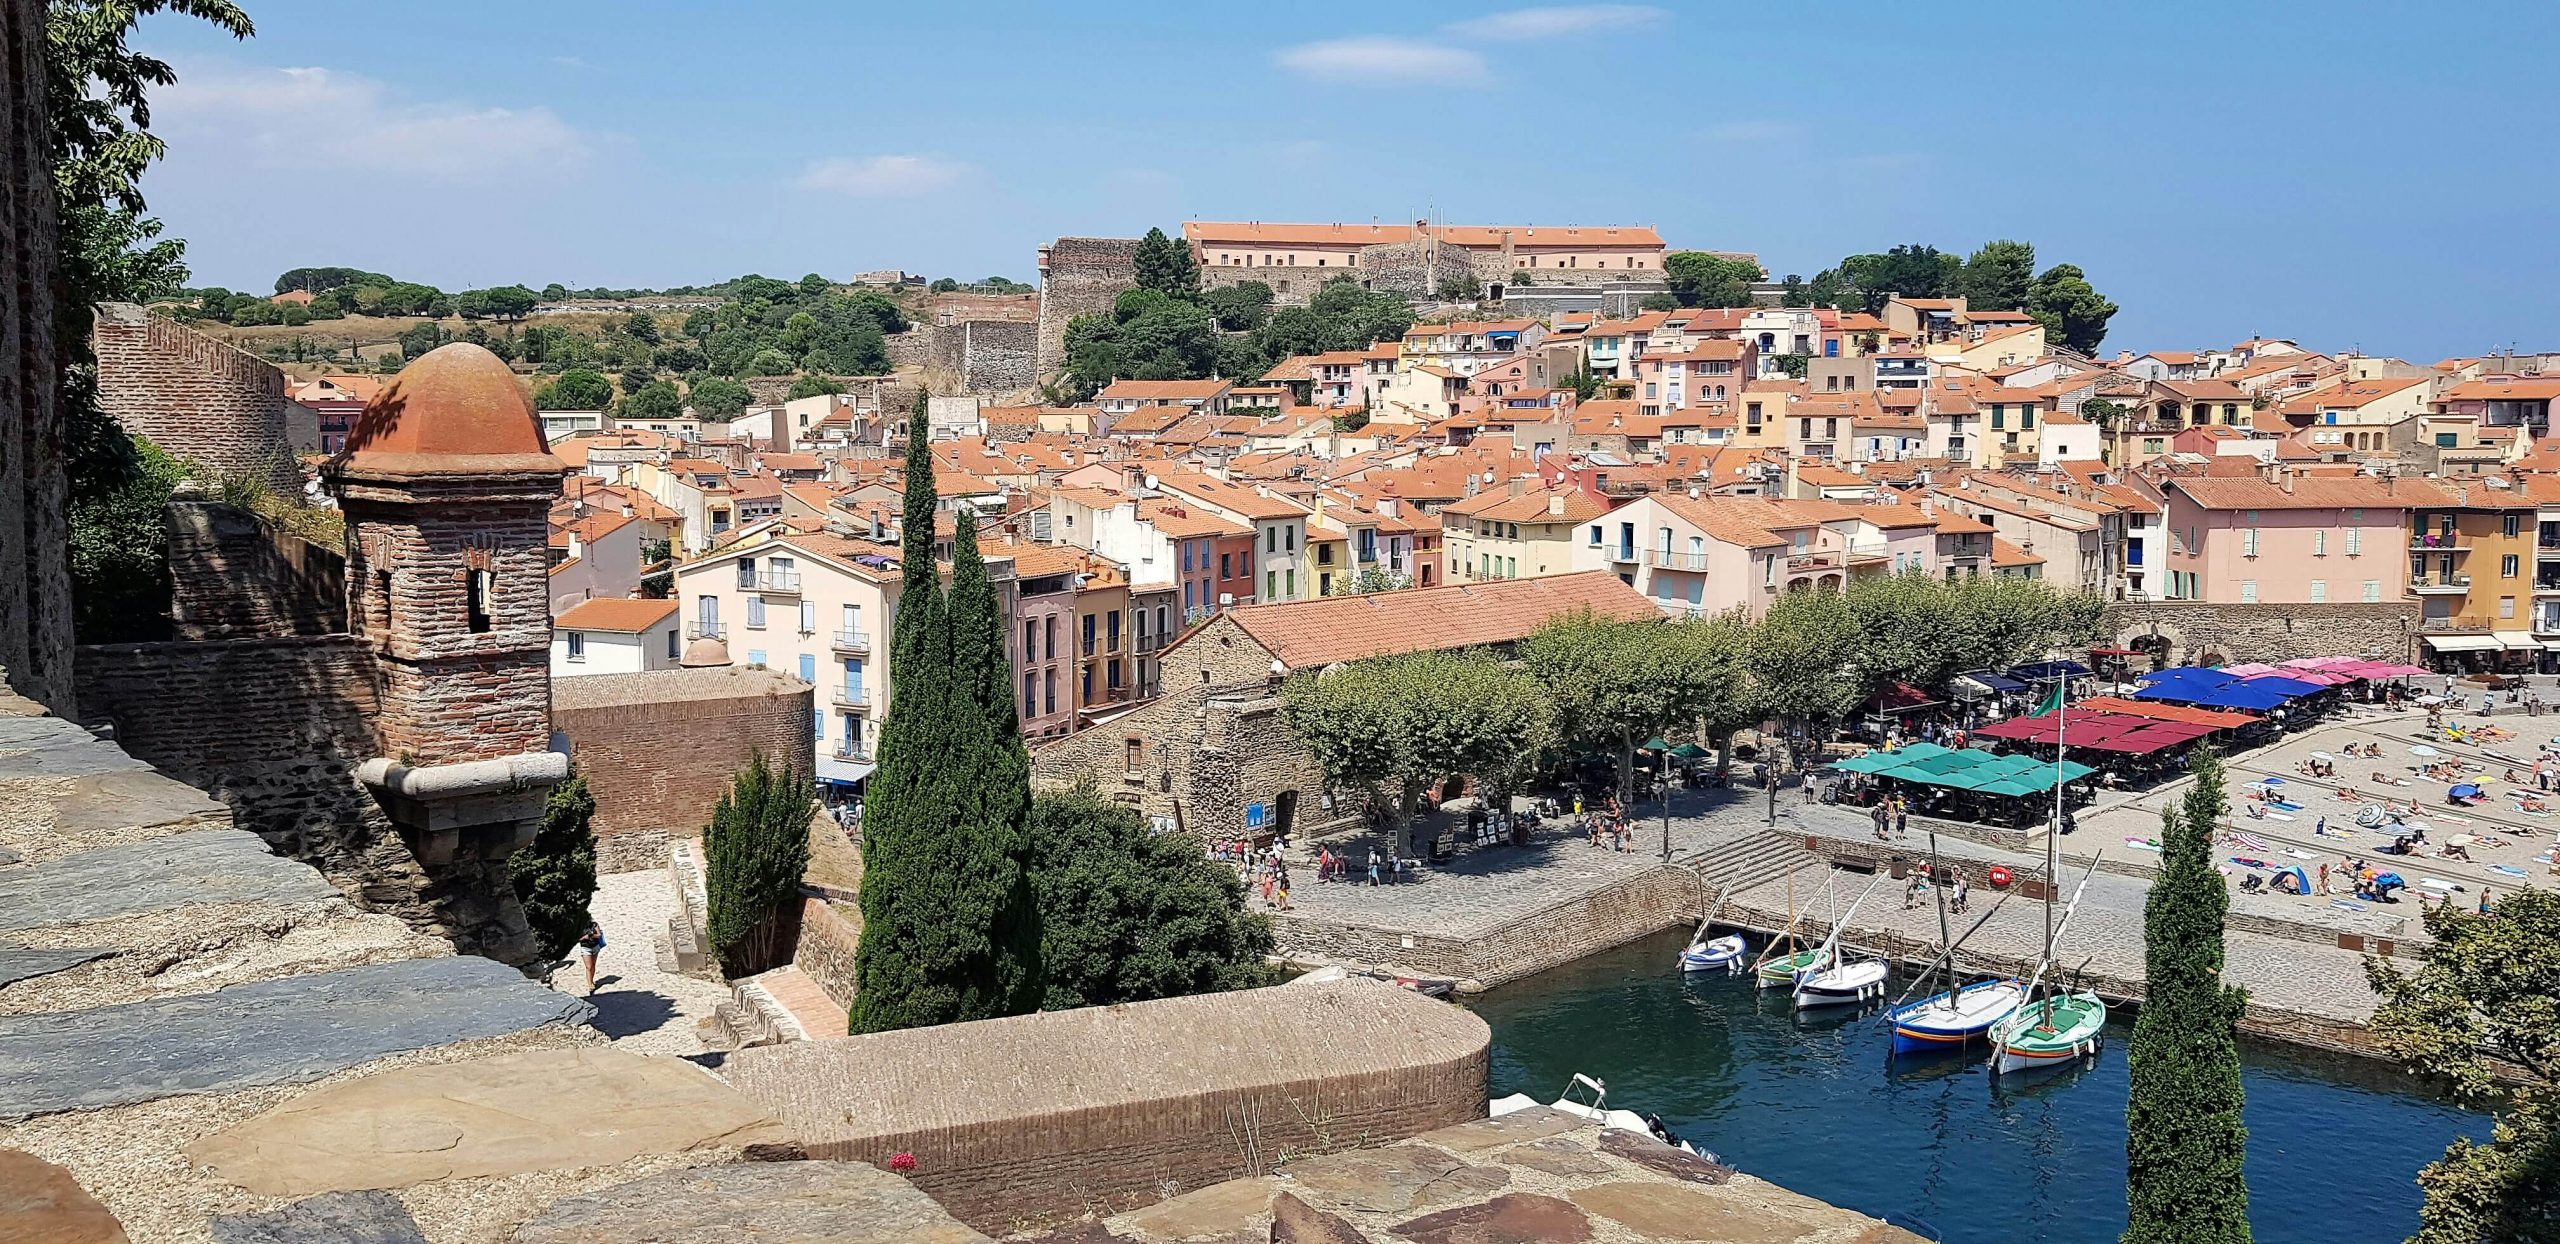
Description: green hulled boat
1755,947,1828,990
1990,991,2107,1074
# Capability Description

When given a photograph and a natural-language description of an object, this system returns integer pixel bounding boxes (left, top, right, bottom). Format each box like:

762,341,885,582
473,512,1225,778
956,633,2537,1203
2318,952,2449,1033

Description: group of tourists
1868,794,1910,841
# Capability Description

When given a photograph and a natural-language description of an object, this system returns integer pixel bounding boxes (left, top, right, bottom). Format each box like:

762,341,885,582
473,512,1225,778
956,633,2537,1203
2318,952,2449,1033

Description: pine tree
2124,748,2253,1243
850,428,1043,1030
509,771,598,962
702,754,812,976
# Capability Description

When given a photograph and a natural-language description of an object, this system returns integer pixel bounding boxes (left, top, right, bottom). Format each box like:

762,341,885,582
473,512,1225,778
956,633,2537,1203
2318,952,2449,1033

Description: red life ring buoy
1988,866,2014,887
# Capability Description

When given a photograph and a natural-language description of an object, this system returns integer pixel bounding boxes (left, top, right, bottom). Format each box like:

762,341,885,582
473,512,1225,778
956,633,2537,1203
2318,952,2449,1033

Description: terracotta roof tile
555,597,680,632
1213,571,1654,671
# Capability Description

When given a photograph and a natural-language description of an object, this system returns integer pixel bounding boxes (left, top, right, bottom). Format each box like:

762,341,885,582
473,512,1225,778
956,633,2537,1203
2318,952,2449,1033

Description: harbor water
1470,928,2490,1244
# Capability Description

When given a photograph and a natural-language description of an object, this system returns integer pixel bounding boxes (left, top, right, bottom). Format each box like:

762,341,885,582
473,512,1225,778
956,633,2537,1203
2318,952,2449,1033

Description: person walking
1367,848,1381,887
1951,871,1969,915
1893,795,1910,840
573,920,605,996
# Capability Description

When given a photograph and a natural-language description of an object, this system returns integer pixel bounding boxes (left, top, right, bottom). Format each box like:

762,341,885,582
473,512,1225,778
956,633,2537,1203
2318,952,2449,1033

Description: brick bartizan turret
326,343,569,965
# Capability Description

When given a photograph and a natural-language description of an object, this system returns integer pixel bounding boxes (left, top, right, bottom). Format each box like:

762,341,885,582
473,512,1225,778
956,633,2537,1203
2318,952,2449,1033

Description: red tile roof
1212,571,1655,672
555,597,680,632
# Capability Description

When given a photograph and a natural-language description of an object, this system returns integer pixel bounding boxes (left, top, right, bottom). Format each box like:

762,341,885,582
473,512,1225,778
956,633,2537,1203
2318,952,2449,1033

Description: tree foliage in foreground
1026,782,1280,1010
2124,749,2252,1244
510,771,599,962
2368,888,2560,1244
701,754,812,977
1281,648,1553,853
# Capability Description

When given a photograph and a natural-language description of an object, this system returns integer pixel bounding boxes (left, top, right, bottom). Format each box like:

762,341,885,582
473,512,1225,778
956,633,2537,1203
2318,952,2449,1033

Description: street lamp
1659,748,1673,861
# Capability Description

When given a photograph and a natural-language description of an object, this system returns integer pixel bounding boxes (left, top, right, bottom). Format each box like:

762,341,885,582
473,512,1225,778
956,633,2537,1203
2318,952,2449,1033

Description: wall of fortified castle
165,495,345,640
555,668,815,872
1034,236,1141,376
0,5,76,713
930,318,1036,395
2101,601,2421,668
91,304,301,495
345,499,555,762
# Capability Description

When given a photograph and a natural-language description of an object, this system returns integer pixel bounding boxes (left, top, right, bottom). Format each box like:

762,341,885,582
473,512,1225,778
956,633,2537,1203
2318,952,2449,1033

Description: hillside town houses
363,218,2560,803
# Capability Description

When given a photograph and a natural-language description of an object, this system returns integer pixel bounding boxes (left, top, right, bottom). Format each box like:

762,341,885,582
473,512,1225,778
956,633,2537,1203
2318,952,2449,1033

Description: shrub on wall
703,754,812,976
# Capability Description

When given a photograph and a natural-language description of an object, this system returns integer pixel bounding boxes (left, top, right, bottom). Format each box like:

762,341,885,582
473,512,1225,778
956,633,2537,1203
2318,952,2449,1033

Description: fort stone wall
554,664,815,873
1035,236,1141,377
91,303,301,494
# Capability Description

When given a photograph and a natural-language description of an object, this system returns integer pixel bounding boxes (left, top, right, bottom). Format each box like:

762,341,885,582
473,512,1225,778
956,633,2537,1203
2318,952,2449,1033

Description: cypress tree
702,755,812,976
509,771,598,962
850,426,1042,1029
2124,748,2253,1243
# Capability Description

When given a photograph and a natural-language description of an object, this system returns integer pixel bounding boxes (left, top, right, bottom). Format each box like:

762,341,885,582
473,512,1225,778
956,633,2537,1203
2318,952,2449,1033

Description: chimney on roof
1507,477,1527,497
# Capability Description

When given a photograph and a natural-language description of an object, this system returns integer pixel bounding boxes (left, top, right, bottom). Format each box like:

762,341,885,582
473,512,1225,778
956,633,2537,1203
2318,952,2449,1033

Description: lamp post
1659,748,1674,861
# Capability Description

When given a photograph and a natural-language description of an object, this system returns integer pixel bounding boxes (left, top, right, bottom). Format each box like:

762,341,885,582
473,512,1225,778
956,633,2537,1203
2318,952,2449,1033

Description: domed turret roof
336,343,563,477
679,635,733,668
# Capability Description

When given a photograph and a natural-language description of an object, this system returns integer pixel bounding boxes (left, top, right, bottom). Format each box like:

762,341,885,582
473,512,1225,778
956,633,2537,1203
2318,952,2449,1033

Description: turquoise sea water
1469,928,2490,1243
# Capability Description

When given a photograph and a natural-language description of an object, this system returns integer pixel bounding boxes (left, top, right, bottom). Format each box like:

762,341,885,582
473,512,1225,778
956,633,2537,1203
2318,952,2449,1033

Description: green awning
1830,752,1900,773
1671,743,1710,760
1642,736,1672,752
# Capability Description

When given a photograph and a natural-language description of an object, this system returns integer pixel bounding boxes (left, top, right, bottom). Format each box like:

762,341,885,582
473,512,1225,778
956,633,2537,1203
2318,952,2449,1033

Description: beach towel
2490,864,2529,877
2230,856,2270,869
2123,837,2160,851
2262,812,2296,821
2328,899,2369,913
2271,800,2305,812
2283,849,2320,859
2420,878,2459,891
2233,832,2272,852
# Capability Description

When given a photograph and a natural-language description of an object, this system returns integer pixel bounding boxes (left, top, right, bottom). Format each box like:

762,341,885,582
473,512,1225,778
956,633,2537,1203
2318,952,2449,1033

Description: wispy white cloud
795,154,970,198
155,63,591,183
1702,119,1805,143
1445,5,1666,41
1275,37,1490,87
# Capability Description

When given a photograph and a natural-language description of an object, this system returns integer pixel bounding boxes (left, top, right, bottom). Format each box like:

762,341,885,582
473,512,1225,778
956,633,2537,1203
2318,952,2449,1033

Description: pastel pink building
2158,476,2417,605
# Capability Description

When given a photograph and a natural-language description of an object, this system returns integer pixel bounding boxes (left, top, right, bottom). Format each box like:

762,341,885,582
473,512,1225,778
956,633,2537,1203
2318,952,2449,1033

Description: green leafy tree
1523,611,1743,802
1133,226,1200,297
687,376,752,420
273,265,394,295
2124,749,2252,1244
1028,782,1279,1009
2367,888,2560,1244
653,342,706,373
1957,239,2037,310
2028,263,2120,353
510,771,598,962
1639,292,1680,313
1282,649,1555,854
701,755,813,976
68,437,186,642
1773,353,1810,380
1437,271,1484,302
623,311,660,344
1745,586,1864,768
1564,363,1603,402
852,432,1044,1032
1663,251,1762,308
397,320,446,363
1779,274,1808,307
2080,397,2127,434
618,380,682,421
1203,280,1274,331
535,368,613,411
786,374,843,401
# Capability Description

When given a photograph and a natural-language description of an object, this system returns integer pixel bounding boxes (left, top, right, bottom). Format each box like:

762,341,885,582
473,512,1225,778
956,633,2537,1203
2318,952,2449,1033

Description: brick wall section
0,0,76,713
1035,237,1141,377
554,665,815,858
91,303,300,494
720,979,1490,1233
166,497,346,639
344,495,554,762
2101,601,2422,668
790,894,861,1008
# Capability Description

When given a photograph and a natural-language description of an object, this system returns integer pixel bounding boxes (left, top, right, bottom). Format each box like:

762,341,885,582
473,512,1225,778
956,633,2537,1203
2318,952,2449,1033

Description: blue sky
137,1,2559,360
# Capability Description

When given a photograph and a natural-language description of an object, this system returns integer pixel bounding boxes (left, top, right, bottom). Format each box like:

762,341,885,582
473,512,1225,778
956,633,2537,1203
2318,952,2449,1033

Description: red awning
2087,646,2145,657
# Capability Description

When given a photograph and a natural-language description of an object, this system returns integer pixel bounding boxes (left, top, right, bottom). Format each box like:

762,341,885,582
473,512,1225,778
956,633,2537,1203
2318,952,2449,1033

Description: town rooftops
1989,537,2045,568
1211,570,1654,672
1442,483,1611,524
2443,377,2560,401
553,597,681,633
1151,470,1314,521
1098,378,1231,402
2164,475,2444,510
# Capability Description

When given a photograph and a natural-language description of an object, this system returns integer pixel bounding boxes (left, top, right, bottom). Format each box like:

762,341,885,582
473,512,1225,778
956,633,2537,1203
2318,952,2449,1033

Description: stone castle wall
790,894,861,1008
91,303,300,495
555,666,814,871
933,318,1036,395
1035,236,1141,377
165,495,345,640
2100,600,2421,667
0,2,76,712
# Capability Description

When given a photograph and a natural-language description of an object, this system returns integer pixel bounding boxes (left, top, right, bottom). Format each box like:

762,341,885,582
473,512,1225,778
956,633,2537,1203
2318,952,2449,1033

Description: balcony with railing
737,569,802,594
687,623,725,642
831,742,872,763
1608,543,1639,564
2408,533,2466,552
2410,573,2472,594
833,683,871,709
1649,549,1708,571
1135,630,1170,653
2419,617,2491,634
831,629,871,655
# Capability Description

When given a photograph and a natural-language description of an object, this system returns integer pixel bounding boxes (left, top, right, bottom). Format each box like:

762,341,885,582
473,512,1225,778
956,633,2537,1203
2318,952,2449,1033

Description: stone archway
2117,617,2191,669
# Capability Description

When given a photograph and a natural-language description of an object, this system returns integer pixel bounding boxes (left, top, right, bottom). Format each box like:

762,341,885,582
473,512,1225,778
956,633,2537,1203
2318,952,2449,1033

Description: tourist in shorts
574,920,605,996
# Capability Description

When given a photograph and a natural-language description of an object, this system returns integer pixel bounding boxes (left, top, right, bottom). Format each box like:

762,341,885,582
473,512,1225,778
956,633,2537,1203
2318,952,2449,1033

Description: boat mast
1929,823,1952,997
2044,661,2064,979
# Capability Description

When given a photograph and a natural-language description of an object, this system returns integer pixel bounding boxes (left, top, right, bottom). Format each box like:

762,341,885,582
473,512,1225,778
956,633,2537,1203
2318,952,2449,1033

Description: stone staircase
660,838,714,979
1681,828,1824,910
698,976,793,1051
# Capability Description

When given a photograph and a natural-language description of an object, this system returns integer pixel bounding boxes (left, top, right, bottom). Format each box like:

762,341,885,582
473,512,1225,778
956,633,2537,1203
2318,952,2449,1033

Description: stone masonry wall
1035,236,1141,376
91,303,300,494
950,319,1036,395
555,672,815,865
790,894,861,1008
1277,864,1706,988
165,495,346,639
0,0,76,713
2101,600,2421,668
